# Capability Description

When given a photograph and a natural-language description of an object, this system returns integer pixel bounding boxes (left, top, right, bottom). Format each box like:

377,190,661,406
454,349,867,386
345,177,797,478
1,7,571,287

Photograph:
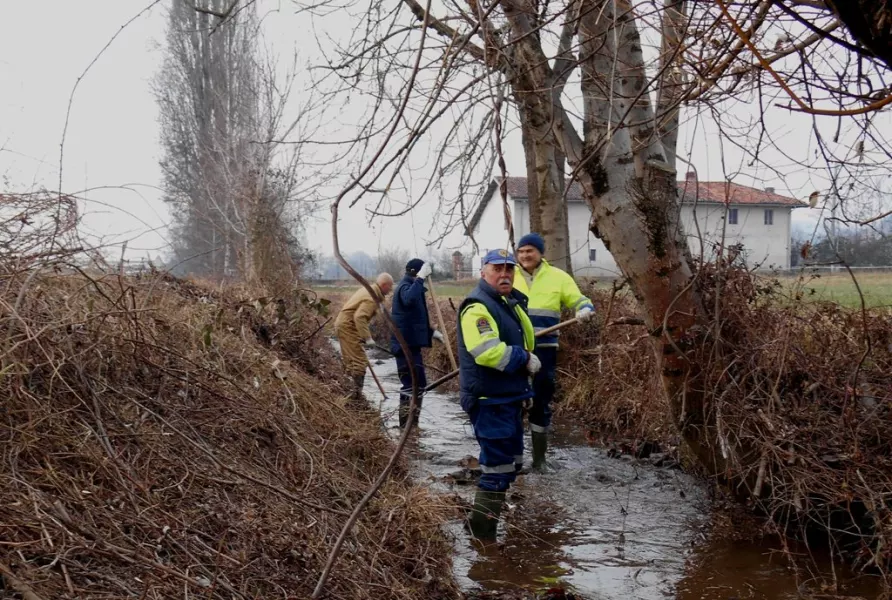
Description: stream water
361,351,883,599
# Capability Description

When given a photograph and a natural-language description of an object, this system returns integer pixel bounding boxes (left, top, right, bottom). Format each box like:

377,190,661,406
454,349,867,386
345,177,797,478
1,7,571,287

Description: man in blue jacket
390,258,444,428
457,249,539,540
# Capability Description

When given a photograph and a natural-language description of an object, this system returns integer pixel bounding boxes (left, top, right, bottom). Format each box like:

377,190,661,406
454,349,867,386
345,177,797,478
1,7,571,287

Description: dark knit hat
405,258,425,274
517,232,545,254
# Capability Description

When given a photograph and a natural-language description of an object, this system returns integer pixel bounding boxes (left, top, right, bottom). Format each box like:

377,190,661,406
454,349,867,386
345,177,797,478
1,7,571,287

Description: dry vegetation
559,272,892,578
0,262,459,599
556,286,670,448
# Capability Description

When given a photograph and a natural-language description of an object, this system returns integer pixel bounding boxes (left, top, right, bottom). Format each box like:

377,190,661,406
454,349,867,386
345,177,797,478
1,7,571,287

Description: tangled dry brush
0,260,459,599
561,271,892,578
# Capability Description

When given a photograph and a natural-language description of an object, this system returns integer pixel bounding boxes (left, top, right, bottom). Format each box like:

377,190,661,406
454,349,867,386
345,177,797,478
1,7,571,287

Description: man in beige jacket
334,273,394,400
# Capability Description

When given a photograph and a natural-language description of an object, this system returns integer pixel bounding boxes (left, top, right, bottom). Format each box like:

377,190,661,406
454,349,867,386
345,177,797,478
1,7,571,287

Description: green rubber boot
467,490,505,541
531,431,548,471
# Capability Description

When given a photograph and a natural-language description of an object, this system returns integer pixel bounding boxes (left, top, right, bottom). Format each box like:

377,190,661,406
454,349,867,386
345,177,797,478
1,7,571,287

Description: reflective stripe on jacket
456,279,535,409
513,260,593,348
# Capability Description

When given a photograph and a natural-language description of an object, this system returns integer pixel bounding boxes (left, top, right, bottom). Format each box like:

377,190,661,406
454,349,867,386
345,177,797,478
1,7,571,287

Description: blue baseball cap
481,248,517,266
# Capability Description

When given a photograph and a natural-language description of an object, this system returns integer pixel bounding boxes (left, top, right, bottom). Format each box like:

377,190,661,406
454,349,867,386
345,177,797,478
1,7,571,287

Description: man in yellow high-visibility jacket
513,233,594,470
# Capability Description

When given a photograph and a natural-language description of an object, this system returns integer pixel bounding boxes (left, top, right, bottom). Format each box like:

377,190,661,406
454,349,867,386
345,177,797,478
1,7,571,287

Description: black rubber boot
398,396,410,428
398,395,423,428
467,489,505,541
351,374,366,404
531,431,548,471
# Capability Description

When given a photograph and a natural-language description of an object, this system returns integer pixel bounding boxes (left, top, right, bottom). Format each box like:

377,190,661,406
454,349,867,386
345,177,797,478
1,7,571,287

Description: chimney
765,186,775,194
686,171,696,180
452,251,463,280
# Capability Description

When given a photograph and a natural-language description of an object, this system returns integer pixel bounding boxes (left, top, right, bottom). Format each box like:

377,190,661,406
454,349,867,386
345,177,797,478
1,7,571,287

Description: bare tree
154,0,321,285
376,246,411,279
274,0,892,588
823,1,892,70
301,0,892,478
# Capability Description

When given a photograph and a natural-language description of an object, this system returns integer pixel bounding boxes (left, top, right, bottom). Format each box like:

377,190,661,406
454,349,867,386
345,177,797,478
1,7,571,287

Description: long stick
422,317,582,393
311,1,434,595
367,363,388,399
533,316,579,339
374,345,451,375
426,278,458,370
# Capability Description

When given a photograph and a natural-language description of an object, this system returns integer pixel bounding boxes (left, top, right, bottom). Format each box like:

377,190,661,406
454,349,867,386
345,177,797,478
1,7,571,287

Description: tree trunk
534,143,572,273
514,76,572,272
519,105,541,233
500,0,724,477
825,0,892,71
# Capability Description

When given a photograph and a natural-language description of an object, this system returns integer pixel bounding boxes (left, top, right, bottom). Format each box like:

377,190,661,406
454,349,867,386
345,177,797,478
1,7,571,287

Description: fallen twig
0,561,46,600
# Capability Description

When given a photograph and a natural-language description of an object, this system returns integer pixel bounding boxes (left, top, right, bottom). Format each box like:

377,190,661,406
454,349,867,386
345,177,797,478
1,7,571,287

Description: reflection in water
463,501,578,594
359,351,883,599
677,536,885,600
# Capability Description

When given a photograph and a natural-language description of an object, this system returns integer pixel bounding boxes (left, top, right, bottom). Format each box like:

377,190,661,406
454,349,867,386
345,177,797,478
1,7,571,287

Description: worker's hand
416,262,432,280
364,337,376,348
575,306,595,323
432,330,445,343
522,398,533,411
526,351,541,375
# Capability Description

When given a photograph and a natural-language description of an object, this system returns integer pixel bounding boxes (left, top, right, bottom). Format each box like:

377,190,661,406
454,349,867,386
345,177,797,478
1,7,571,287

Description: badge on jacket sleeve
476,317,493,334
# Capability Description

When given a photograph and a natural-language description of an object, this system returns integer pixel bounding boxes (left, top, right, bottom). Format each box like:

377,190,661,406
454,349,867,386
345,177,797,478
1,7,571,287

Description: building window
589,248,597,262
728,208,738,225
764,209,774,225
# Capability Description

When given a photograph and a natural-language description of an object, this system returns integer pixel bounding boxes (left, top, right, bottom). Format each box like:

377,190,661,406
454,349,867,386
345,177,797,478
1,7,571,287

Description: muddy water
363,353,884,599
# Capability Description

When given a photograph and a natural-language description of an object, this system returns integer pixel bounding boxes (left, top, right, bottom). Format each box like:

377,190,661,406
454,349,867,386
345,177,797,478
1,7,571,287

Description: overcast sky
2,0,876,267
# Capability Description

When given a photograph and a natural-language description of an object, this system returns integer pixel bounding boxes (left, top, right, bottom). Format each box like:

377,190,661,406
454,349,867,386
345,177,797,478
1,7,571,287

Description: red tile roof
467,176,804,233
504,177,586,202
501,176,803,206
676,179,806,207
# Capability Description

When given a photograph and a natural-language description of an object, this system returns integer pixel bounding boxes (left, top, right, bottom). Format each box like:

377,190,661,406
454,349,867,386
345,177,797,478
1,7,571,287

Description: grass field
312,272,892,309
776,272,892,309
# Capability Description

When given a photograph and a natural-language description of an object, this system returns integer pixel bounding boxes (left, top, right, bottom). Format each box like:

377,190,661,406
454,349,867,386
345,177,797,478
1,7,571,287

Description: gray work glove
416,262,432,280
526,351,541,375
364,337,376,348
432,330,444,343
575,306,595,322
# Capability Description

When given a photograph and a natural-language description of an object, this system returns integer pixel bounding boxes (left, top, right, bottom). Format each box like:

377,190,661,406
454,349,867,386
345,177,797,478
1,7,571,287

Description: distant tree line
310,247,460,281
792,216,892,267
153,0,318,287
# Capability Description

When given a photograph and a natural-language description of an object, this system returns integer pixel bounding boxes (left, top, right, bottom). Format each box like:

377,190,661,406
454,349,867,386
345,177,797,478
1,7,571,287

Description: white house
464,174,807,277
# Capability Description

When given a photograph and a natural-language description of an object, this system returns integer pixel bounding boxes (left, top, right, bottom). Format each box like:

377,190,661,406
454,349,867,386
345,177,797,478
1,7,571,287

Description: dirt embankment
0,267,458,599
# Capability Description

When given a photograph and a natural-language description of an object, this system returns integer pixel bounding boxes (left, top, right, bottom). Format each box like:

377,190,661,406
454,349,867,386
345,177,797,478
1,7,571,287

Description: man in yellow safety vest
513,233,594,470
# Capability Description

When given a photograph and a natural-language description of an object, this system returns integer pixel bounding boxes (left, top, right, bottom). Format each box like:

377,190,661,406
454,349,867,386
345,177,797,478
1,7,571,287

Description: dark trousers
529,347,557,432
395,346,427,416
469,401,525,492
